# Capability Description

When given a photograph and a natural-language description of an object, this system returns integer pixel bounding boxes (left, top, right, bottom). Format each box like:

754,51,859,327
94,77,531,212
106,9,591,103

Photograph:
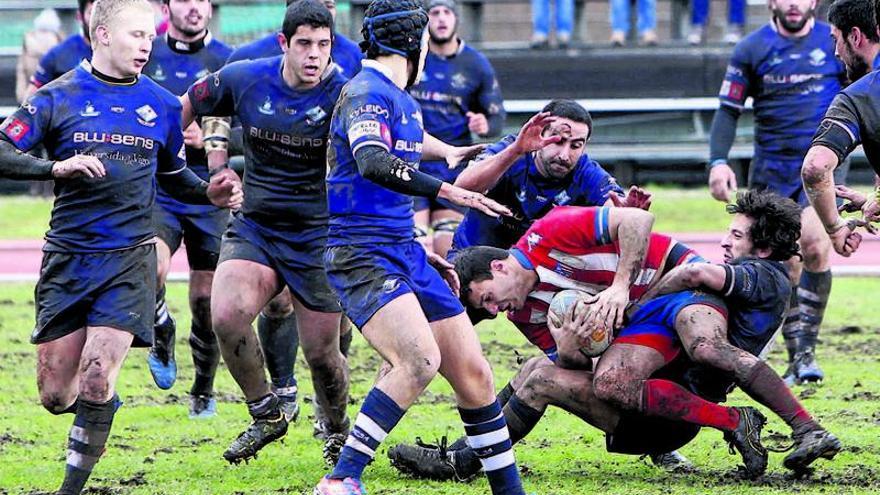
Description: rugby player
389,204,711,478
141,0,234,418
315,1,527,493
828,0,880,78
221,1,362,434
409,0,505,257
707,0,846,384
180,0,351,464
0,1,240,493
25,0,95,98
225,0,363,78
801,0,880,254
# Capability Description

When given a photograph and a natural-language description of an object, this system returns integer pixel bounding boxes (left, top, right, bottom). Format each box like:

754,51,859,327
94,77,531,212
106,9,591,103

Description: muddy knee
78,358,113,402
264,293,294,319
40,390,77,414
592,370,639,409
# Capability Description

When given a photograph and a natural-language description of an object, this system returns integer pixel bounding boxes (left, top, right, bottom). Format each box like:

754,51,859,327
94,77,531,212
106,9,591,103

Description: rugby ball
547,289,613,357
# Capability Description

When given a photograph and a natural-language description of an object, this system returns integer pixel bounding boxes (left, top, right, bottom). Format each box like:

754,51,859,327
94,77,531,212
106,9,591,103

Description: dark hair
79,0,94,14
453,246,510,303
830,0,880,43
282,0,334,43
360,0,427,59
541,99,593,139
726,190,802,261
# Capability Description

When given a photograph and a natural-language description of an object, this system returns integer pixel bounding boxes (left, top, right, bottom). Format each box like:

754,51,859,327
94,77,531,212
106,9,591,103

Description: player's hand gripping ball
548,289,614,357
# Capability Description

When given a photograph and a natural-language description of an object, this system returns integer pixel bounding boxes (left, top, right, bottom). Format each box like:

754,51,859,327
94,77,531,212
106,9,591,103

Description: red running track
0,234,877,281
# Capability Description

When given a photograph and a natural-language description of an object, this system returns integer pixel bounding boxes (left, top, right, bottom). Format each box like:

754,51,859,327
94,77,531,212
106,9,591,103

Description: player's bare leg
594,307,769,477
46,326,130,495
430,208,463,259
290,297,350,465
211,259,286,463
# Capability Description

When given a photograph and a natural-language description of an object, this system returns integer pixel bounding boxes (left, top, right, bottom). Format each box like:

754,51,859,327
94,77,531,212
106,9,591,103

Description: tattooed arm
584,207,654,330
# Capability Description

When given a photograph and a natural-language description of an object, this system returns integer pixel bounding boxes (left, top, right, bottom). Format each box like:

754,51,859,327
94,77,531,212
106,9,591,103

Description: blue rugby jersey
408,42,504,146
815,70,880,176
327,60,426,245
452,134,623,251
226,31,363,79
720,257,790,355
718,21,845,160
188,56,347,230
30,34,92,88
144,33,232,215
0,61,187,252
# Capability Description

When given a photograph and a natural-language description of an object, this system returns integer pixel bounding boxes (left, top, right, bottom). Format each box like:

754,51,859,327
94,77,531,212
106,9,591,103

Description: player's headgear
361,0,428,59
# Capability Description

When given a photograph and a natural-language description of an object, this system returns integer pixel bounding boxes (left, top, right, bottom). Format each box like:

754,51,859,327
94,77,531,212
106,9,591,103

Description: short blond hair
89,0,153,43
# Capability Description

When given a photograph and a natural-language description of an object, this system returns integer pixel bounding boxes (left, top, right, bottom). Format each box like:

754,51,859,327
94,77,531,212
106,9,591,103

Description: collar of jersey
362,59,394,81
509,248,534,270
79,60,138,86
432,39,465,60
167,31,212,54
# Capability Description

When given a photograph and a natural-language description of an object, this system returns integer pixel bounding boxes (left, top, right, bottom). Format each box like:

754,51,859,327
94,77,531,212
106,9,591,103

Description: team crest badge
259,96,275,115
526,232,542,252
80,101,100,117
809,48,827,67
306,106,327,126
136,105,158,127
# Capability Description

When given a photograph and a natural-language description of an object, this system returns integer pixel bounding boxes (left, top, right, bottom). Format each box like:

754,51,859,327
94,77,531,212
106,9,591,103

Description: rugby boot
276,389,300,423
783,428,841,473
795,347,825,383
189,394,217,419
148,313,177,390
313,475,366,495
782,361,800,387
223,410,288,464
723,406,768,479
321,417,351,467
388,437,480,481
650,450,695,473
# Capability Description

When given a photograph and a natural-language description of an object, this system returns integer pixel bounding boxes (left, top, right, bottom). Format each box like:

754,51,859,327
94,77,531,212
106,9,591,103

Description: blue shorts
615,290,727,364
413,160,467,214
749,155,850,208
324,241,465,329
33,244,156,347
153,203,228,271
219,214,340,313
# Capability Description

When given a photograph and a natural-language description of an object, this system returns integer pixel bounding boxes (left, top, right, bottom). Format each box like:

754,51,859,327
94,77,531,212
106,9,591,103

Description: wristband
824,216,848,235
208,161,230,178
709,159,728,168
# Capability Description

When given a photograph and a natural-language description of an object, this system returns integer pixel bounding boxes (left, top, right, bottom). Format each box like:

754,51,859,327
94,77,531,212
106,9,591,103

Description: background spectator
15,9,62,103
689,0,746,45
610,0,657,46
531,0,574,48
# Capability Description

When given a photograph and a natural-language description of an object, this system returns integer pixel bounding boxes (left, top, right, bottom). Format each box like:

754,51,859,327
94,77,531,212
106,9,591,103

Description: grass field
0,190,878,494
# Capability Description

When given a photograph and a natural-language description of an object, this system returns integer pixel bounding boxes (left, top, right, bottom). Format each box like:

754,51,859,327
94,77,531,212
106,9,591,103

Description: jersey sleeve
578,159,624,205
720,261,779,305
811,92,861,164
475,58,505,136
718,42,752,111
188,65,238,118
516,206,611,254
157,99,188,175
0,91,53,152
342,90,395,154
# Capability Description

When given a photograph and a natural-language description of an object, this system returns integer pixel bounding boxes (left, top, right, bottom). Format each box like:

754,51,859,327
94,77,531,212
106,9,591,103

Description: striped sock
781,286,800,362
798,270,831,350
58,395,118,495
460,400,525,495
155,286,169,326
331,388,404,480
